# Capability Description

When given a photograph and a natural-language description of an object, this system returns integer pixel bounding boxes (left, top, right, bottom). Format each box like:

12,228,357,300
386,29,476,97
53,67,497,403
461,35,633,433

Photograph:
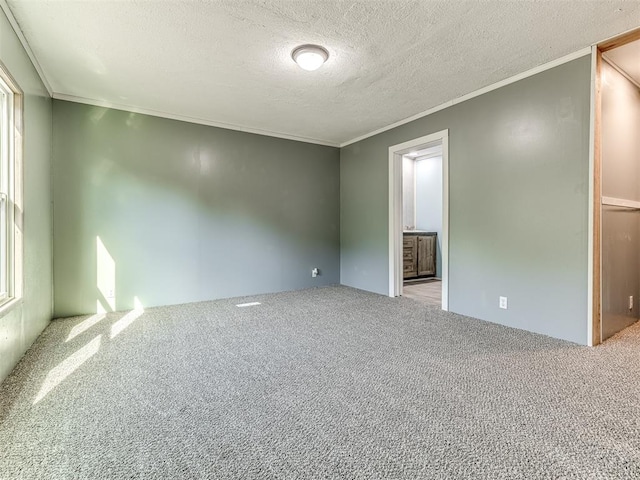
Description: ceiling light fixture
292,44,329,71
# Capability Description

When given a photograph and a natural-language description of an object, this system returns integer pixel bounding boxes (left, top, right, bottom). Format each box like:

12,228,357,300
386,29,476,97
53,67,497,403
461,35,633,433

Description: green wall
341,56,592,344
0,9,53,383
52,101,340,317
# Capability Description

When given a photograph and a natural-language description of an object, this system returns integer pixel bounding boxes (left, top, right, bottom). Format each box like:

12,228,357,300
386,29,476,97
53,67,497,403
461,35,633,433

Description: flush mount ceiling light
291,44,329,71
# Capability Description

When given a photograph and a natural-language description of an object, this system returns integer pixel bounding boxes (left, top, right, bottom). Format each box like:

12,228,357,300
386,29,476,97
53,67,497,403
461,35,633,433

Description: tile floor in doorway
402,279,441,307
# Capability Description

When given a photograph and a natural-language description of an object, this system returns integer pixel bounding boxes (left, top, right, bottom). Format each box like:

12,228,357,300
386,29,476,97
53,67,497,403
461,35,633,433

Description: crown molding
52,93,340,148
0,0,53,96
339,47,592,148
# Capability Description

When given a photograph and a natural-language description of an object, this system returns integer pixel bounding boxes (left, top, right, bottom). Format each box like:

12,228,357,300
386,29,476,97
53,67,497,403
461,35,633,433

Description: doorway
388,130,449,309
592,30,640,344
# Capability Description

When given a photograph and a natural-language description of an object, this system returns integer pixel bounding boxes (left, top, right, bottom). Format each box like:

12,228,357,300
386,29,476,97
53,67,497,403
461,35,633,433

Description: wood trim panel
602,196,640,210
592,49,602,346
599,28,640,52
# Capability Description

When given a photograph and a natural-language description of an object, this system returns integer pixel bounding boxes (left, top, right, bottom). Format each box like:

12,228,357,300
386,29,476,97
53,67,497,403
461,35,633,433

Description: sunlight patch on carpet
34,335,102,404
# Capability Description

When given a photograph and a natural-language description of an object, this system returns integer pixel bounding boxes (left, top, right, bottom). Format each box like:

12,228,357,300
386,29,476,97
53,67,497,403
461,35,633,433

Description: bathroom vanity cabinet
403,232,436,279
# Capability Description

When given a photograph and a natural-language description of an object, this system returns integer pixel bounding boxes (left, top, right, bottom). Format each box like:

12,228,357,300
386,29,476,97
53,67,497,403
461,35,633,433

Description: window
0,63,22,309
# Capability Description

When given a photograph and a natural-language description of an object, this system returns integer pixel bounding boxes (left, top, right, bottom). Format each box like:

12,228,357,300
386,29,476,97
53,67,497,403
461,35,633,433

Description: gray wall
53,100,339,317
601,60,640,340
415,155,443,278
0,9,53,382
402,156,415,229
341,56,592,344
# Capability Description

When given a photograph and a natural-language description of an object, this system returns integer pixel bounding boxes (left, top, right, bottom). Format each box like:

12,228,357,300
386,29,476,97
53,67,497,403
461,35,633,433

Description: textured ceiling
5,1,640,146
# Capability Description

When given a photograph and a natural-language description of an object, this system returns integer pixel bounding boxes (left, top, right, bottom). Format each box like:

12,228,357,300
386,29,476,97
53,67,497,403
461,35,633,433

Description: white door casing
388,130,449,310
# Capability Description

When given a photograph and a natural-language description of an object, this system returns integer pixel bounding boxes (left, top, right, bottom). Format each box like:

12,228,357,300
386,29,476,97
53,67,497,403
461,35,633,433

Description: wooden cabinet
417,235,436,276
403,236,418,278
403,233,436,279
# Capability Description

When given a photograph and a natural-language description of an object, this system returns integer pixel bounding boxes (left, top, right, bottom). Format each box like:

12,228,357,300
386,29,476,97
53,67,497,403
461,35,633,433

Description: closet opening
593,29,640,344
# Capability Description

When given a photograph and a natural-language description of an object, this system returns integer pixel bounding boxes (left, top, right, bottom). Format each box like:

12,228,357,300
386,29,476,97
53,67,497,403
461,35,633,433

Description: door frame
588,45,601,347
590,28,640,346
388,129,449,309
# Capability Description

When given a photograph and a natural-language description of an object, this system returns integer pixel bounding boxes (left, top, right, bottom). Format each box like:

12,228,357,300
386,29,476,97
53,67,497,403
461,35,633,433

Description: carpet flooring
1,285,639,479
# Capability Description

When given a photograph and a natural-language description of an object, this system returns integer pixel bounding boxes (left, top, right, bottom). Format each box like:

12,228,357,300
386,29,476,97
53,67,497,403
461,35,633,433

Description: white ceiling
405,145,442,159
5,1,640,147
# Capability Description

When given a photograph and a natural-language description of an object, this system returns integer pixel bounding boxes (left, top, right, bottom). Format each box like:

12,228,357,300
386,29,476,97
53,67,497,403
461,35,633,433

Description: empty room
1,1,640,478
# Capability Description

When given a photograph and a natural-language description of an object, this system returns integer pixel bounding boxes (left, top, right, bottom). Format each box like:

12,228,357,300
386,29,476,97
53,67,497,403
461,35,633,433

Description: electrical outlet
106,289,115,299
499,296,508,309
312,267,319,278
629,296,634,311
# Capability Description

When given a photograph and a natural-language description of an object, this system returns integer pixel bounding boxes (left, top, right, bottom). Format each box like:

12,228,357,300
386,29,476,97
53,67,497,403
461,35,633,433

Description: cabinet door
403,236,417,278
417,235,436,276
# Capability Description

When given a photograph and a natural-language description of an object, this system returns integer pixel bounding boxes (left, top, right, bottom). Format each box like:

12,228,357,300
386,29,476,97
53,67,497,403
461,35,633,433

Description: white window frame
0,61,23,313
